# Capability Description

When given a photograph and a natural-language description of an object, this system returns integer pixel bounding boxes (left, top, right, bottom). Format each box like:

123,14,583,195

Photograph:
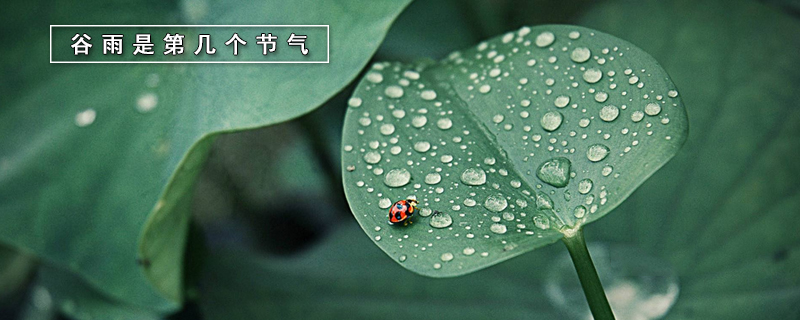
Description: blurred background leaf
0,0,411,313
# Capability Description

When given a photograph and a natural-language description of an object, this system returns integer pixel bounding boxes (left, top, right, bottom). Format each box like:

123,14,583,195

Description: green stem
561,229,615,320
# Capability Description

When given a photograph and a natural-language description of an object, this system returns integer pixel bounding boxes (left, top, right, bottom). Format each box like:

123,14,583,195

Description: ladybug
388,199,418,225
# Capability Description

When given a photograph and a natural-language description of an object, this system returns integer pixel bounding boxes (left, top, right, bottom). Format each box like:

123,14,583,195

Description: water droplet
668,90,679,98
380,123,395,135
364,151,381,164
541,111,563,132
434,263,442,269
404,70,420,80
461,168,487,186
378,198,392,209
136,93,158,113
385,85,404,98
484,194,508,212
479,84,492,94
631,111,644,122
414,141,431,152
366,72,383,83
441,155,454,163
595,92,609,103
535,31,555,47
420,207,433,217
583,68,603,84
490,223,508,234
492,114,505,124
533,214,550,230
425,173,442,185
399,254,407,262
602,165,614,177
489,68,502,77
384,168,411,187
348,97,362,107
645,102,662,116
75,109,96,127
392,109,406,119
573,205,587,218
537,157,571,188
554,95,570,108
463,247,476,255
430,211,453,228
441,252,454,262
578,179,593,194
535,192,554,210
587,144,610,162
421,89,437,101
437,118,453,130
570,47,591,63
412,115,428,128
599,105,620,122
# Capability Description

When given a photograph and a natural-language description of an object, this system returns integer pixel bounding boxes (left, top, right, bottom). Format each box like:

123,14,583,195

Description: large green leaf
198,222,565,320
578,0,800,318
341,25,687,277
0,0,411,311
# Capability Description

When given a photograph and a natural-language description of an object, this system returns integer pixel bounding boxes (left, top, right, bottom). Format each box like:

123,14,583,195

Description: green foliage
0,0,411,313
341,25,687,277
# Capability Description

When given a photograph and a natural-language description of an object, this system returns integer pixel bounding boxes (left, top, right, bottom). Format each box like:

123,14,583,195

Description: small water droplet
425,173,442,185
412,115,428,128
554,95,570,108
583,68,603,84
420,207,433,217
366,72,383,83
463,247,476,255
484,194,508,212
535,31,555,47
399,254,407,262
430,211,453,228
602,165,614,176
600,105,620,122
541,111,563,132
380,123,395,135
75,109,96,127
631,111,644,122
570,47,591,63
364,151,381,164
490,223,508,234
414,141,431,152
136,93,158,113
578,179,593,194
668,90,679,98
421,89,437,101
461,168,487,186
645,102,662,116
573,205,587,218
479,84,492,94
379,198,392,209
441,252,454,262
587,144,610,162
384,168,411,187
385,85,404,98
437,118,453,130
535,191,554,210
537,157,571,188
533,214,551,230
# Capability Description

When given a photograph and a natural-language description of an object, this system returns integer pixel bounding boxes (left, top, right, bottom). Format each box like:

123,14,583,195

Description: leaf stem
561,229,615,320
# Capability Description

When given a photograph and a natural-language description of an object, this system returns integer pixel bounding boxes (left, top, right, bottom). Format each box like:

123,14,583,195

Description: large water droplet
366,72,383,83
484,194,508,212
412,115,428,128
414,141,431,153
587,144,610,162
535,192,554,210
541,111,563,132
437,118,453,130
380,123,395,135
384,168,411,187
461,168,487,186
420,89,437,101
537,157,571,188
441,252,454,262
430,211,453,228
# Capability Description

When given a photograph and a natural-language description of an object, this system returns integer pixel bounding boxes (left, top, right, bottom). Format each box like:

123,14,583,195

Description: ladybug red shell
388,199,418,225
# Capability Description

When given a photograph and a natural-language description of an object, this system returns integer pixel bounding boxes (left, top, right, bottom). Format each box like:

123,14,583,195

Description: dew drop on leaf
429,211,453,228
384,168,411,187
541,111,563,132
484,194,508,212
537,157,571,188
461,168,487,186
587,144,610,162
